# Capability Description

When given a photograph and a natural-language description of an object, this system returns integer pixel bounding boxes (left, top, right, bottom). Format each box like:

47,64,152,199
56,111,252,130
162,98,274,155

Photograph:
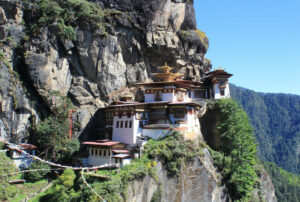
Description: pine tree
214,99,258,201
35,92,79,162
41,168,79,201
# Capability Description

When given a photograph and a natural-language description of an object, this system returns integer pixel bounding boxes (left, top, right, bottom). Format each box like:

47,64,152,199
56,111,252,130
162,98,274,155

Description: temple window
194,90,206,98
220,89,225,96
174,109,185,118
154,91,162,101
177,91,185,101
219,81,226,86
139,121,144,128
125,121,128,128
116,121,119,128
120,121,124,128
129,121,132,128
103,150,106,156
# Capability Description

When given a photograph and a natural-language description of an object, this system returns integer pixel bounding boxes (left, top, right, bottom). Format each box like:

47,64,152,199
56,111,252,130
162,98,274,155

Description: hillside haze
230,84,300,174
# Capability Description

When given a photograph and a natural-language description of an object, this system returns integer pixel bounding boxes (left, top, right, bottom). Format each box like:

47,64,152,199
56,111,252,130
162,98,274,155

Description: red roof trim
174,126,188,131
112,149,130,154
19,144,37,149
82,141,121,146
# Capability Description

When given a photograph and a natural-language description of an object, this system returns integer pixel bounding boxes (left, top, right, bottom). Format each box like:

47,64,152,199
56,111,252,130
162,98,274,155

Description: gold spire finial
218,66,225,71
165,61,168,66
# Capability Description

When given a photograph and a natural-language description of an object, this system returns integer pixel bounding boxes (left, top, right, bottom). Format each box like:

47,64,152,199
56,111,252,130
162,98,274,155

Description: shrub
211,99,258,201
24,161,50,182
144,131,202,176
27,0,107,40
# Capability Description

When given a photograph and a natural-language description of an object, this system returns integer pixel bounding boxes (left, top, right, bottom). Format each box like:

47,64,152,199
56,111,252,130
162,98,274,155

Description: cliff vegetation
31,100,267,202
231,84,300,201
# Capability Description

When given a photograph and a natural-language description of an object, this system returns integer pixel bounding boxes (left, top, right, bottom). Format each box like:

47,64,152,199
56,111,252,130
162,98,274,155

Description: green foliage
0,50,12,69
263,161,300,202
29,0,106,40
79,132,200,201
0,153,20,201
178,29,209,49
86,157,157,201
144,131,203,176
212,99,258,201
230,84,300,174
55,132,201,201
57,20,77,40
10,180,48,202
34,93,79,161
41,169,79,201
0,142,5,149
24,161,50,182
150,185,163,202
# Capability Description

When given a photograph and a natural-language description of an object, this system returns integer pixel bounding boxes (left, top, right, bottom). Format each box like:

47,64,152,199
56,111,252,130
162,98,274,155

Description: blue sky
194,0,300,95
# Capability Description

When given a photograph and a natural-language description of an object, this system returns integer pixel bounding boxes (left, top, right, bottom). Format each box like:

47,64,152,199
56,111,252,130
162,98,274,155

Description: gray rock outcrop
0,0,39,143
125,149,230,202
15,0,211,133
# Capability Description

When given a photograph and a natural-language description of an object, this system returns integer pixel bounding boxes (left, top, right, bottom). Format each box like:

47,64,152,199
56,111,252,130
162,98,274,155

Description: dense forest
230,84,300,201
230,84,300,174
263,161,300,202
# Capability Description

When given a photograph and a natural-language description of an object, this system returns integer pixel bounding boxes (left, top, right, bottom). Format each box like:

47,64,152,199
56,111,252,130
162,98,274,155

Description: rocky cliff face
0,1,42,142
126,149,230,202
115,148,277,202
0,0,211,139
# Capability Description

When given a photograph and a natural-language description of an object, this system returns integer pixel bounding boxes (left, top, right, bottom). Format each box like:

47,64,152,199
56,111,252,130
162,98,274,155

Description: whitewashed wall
88,156,112,166
14,158,34,169
213,83,230,99
121,158,132,167
145,93,155,102
112,114,141,145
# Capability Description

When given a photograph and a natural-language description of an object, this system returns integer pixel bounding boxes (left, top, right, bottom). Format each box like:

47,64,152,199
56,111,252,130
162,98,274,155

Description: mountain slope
230,84,300,174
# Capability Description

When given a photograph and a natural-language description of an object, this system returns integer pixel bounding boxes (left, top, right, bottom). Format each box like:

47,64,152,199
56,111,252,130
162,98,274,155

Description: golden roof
152,63,183,82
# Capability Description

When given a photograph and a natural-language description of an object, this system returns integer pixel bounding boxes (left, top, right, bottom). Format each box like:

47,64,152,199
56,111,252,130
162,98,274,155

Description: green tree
23,161,50,182
41,168,79,201
35,92,79,162
230,84,300,174
263,161,300,202
0,153,20,200
214,99,258,201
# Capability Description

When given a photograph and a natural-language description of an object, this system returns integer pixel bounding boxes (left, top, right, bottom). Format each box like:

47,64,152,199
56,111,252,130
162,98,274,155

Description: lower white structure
7,143,37,169
82,140,133,167
112,112,141,145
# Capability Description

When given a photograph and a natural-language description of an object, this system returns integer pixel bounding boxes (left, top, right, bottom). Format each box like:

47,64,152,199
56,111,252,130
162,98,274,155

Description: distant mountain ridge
230,84,300,174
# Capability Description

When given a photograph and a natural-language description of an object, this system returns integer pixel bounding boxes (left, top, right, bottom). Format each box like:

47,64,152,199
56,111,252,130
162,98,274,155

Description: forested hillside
231,84,300,201
263,161,300,202
230,84,300,174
